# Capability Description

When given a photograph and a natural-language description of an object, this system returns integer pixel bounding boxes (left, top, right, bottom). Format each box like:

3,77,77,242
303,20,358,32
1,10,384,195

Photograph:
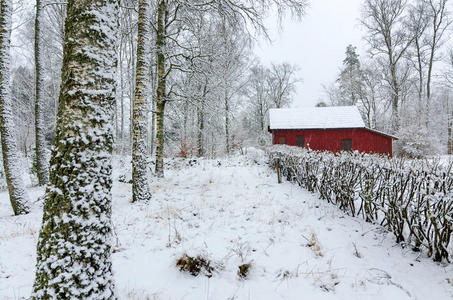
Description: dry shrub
237,263,252,279
176,140,195,158
307,232,323,257
176,254,214,277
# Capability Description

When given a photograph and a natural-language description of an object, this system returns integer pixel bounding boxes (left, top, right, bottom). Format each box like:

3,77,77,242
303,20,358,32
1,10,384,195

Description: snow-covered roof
269,106,366,130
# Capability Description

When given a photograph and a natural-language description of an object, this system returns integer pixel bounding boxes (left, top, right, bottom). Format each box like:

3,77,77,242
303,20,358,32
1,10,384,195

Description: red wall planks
272,128,393,156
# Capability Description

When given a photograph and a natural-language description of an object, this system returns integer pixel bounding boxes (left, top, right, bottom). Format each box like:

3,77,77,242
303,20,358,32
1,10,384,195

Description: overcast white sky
255,0,367,108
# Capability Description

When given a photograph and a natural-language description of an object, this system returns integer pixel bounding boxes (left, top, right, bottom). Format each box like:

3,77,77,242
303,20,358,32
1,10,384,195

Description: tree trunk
155,99,165,177
129,33,136,149
197,82,207,157
390,64,400,132
448,124,452,155
132,0,151,203
260,103,264,132
197,96,205,157
154,0,166,178
149,54,156,156
426,18,439,129
225,91,230,155
426,47,435,128
34,0,49,185
150,91,156,156
448,99,453,155
415,37,424,127
372,95,377,129
120,39,125,143
183,98,189,141
32,0,118,298
0,0,30,216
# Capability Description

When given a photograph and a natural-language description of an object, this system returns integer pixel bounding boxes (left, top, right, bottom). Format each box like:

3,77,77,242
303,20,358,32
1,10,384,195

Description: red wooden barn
269,106,397,156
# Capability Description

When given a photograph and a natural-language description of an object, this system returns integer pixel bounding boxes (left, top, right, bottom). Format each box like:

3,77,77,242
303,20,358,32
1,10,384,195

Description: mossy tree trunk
155,0,167,178
34,0,49,186
132,0,151,203
0,0,30,216
32,0,118,298
155,98,165,177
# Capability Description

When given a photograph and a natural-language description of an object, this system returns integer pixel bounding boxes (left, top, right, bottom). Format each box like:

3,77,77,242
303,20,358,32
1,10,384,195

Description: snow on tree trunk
155,0,166,178
155,99,165,177
34,0,49,186
225,91,230,155
132,0,151,202
391,66,400,133
0,0,30,216
32,0,118,298
197,96,205,157
150,92,156,156
449,109,453,155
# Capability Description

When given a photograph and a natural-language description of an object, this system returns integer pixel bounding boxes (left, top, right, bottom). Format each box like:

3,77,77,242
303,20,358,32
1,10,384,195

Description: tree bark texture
32,0,118,298
0,0,30,215
155,0,166,177
132,0,151,203
35,0,50,185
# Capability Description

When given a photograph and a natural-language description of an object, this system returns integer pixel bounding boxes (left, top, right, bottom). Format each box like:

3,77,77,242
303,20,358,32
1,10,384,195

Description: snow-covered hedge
268,145,453,263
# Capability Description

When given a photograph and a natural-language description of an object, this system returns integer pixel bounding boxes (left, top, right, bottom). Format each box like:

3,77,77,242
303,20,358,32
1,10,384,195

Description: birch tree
132,0,152,202
154,0,167,177
445,51,453,154
116,1,137,153
246,62,298,135
0,0,30,215
359,63,382,128
448,97,453,154
267,62,299,108
407,1,430,122
247,65,271,134
152,0,307,174
422,0,450,124
361,0,414,132
32,0,118,298
34,0,49,185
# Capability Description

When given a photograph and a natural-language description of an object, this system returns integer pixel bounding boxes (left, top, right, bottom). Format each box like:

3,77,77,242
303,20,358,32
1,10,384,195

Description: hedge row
268,145,453,263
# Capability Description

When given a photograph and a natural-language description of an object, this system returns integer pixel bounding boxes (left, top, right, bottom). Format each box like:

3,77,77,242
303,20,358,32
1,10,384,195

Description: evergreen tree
0,0,30,215
132,0,152,202
32,0,118,298
337,45,363,106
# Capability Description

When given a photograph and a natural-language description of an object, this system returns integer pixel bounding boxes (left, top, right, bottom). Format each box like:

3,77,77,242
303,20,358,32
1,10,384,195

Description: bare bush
269,145,453,262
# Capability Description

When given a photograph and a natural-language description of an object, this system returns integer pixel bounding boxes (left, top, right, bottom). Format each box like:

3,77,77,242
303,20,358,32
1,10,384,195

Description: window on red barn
341,139,352,151
296,136,305,147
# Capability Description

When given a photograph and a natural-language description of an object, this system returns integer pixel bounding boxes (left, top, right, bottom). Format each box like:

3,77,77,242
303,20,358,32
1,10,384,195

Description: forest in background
323,0,453,158
7,0,453,182
9,0,302,167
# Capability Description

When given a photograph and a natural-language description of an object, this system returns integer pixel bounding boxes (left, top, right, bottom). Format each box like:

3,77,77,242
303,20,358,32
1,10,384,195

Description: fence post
276,158,282,184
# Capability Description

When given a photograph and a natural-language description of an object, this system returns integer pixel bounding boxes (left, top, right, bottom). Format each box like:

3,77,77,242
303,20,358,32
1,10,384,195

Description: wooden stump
276,158,281,184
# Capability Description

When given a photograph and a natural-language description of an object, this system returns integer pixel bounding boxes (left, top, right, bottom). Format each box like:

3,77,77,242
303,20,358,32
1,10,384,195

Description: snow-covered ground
1,152,453,299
